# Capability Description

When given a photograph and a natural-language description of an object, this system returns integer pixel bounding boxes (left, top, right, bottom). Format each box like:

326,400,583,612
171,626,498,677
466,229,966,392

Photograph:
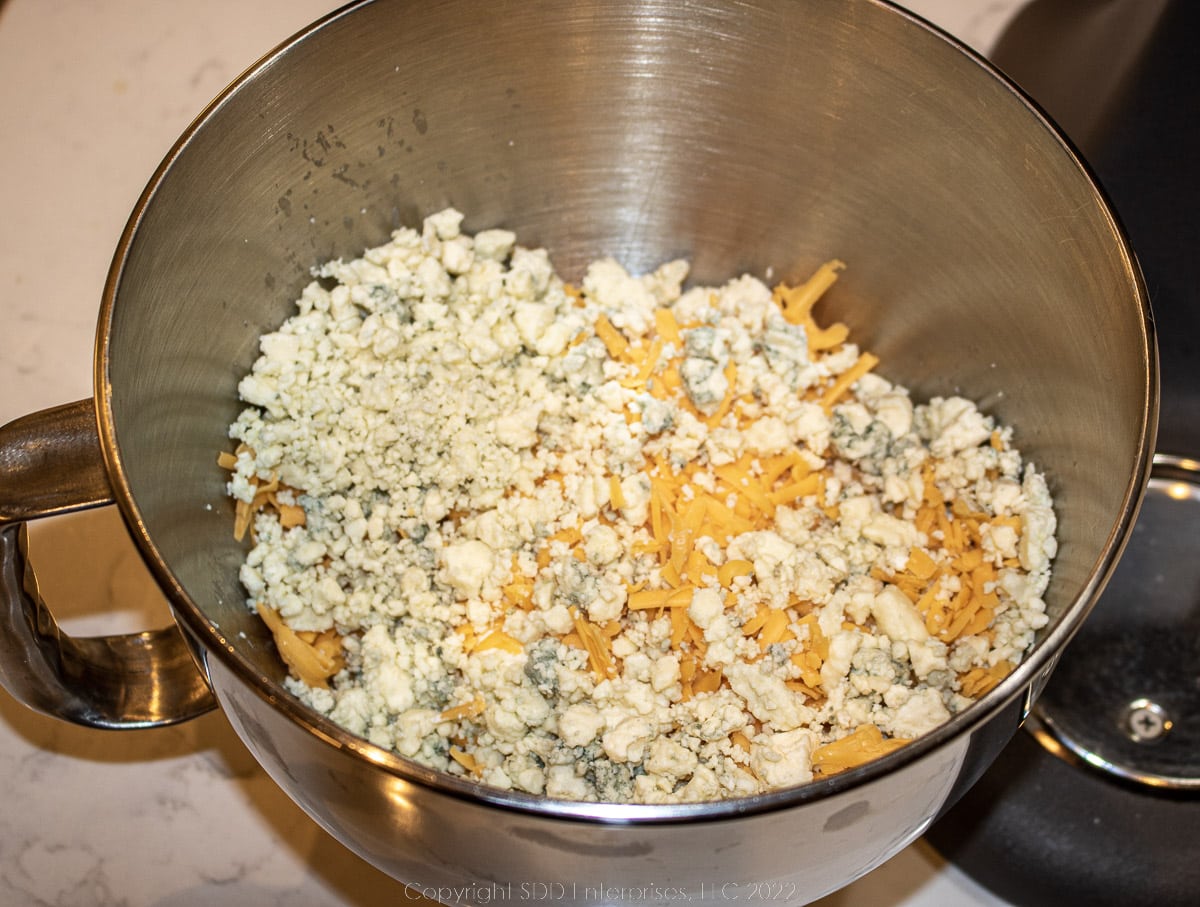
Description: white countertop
0,2,1026,904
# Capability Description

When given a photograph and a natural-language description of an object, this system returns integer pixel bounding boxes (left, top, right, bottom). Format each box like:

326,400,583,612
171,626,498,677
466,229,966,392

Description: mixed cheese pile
224,209,1056,803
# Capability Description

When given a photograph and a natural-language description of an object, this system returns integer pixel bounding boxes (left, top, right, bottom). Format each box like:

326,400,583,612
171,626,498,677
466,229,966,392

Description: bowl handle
0,399,217,728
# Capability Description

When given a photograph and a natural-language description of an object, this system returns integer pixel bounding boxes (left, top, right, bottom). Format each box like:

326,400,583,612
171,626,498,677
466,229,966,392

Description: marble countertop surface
0,2,1028,904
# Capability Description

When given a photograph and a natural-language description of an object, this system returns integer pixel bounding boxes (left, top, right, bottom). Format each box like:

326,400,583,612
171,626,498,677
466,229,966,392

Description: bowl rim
92,0,1158,823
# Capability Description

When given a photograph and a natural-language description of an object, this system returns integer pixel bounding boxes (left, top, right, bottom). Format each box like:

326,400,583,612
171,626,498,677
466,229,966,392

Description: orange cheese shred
594,314,631,360
906,547,939,580
449,746,483,776
811,724,911,776
717,559,755,588
255,602,343,689
620,337,665,389
820,351,880,412
473,630,525,656
775,259,846,325
571,607,618,679
440,696,486,722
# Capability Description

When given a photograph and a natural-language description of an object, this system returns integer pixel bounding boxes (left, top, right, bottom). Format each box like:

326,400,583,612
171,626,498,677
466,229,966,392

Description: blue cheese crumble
225,210,1056,802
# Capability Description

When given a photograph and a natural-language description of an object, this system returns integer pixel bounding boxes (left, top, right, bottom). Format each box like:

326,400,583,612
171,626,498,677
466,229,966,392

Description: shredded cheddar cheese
812,724,911,776
255,602,342,688
820,351,880,412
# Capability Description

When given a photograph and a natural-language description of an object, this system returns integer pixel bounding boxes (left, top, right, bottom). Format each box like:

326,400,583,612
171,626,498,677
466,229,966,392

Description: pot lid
925,454,1200,905
1029,454,1200,789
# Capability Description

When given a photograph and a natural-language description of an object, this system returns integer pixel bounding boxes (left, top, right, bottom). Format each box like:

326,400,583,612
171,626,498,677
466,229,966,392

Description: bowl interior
100,0,1153,729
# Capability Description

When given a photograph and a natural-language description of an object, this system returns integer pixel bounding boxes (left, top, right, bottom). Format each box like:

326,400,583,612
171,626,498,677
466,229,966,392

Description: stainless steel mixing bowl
0,0,1157,903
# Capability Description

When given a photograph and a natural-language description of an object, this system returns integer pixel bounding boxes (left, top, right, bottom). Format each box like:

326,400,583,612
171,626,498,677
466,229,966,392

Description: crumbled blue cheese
750,728,816,788
228,209,1056,804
